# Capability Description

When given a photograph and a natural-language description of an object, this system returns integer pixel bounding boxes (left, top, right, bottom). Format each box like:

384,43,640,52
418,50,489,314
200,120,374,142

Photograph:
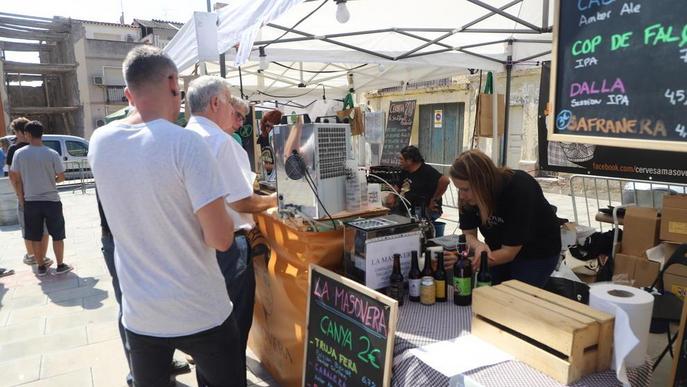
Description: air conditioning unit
272,123,351,219
93,76,104,86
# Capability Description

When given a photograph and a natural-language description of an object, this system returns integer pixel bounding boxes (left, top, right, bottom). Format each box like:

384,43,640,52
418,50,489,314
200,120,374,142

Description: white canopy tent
164,0,554,163
165,0,553,102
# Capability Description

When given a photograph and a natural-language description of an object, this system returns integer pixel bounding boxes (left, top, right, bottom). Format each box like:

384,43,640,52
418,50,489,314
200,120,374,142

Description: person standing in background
10,120,71,276
6,118,52,267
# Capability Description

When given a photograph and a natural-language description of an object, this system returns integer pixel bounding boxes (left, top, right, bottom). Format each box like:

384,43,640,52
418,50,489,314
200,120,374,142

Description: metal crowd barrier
426,162,460,210
569,174,687,231
57,160,94,194
426,162,461,234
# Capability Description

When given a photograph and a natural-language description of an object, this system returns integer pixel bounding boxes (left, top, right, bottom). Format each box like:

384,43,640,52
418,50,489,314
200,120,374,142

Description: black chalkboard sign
538,61,687,183
380,100,416,166
549,0,687,152
303,265,398,387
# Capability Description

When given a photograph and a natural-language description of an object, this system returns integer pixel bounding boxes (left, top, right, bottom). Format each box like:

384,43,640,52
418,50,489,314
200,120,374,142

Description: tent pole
220,53,226,78
238,66,245,99
542,0,550,29
501,40,514,167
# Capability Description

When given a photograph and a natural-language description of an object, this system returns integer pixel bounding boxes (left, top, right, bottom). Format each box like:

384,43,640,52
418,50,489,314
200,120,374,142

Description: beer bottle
476,251,492,288
388,253,404,306
408,251,422,302
453,235,472,306
434,252,447,302
422,249,433,277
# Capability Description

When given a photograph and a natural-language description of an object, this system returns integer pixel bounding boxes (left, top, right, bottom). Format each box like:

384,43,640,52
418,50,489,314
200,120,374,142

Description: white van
1,134,90,179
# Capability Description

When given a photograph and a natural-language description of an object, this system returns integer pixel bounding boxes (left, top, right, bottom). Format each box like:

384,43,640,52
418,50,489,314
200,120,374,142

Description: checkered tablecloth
391,289,653,387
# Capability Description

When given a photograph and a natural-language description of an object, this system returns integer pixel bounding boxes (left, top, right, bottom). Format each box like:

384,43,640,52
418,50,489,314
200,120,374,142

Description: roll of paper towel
589,283,653,384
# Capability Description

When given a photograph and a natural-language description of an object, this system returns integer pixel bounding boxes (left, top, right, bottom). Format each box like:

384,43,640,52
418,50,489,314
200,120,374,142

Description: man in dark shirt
6,117,51,267
386,146,450,235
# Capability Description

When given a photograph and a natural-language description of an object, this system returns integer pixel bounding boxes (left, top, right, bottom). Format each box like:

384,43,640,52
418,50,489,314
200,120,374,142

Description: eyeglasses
234,111,246,121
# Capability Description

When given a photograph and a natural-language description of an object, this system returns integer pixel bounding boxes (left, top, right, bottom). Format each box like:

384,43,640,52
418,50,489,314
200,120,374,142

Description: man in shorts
6,117,51,267
10,120,72,276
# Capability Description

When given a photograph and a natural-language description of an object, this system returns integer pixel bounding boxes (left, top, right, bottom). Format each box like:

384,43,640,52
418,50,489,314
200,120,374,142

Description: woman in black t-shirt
447,150,561,288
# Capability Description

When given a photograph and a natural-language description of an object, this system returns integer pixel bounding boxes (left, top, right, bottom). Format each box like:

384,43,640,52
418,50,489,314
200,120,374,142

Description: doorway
418,103,464,172
506,105,524,169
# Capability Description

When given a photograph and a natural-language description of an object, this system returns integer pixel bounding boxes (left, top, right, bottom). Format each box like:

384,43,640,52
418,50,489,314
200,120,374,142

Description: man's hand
384,193,397,208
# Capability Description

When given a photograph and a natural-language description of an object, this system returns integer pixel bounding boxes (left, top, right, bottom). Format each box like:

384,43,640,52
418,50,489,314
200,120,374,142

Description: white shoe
24,255,53,267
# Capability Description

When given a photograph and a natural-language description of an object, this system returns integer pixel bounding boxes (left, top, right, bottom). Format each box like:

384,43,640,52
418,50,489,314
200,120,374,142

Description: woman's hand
471,242,491,272
443,250,458,269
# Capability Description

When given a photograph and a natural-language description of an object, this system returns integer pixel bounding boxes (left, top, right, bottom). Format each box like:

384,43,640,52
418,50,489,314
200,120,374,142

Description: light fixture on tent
259,47,269,71
335,0,350,24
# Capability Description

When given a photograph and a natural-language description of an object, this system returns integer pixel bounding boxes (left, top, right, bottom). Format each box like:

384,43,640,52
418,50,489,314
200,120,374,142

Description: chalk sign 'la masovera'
303,264,398,387
548,0,687,152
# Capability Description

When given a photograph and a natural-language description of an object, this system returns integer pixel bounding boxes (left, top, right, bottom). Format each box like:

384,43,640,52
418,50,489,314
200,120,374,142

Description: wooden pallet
472,280,614,384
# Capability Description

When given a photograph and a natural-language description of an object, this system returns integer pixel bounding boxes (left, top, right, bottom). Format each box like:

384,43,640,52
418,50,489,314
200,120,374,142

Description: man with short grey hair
186,76,277,385
89,46,242,387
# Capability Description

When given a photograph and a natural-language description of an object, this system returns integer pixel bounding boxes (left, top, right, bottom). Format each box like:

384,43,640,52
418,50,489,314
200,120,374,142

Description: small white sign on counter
365,231,421,289
409,335,514,378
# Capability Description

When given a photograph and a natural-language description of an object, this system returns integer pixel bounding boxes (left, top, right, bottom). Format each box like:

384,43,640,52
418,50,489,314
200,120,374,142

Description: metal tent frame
172,0,555,165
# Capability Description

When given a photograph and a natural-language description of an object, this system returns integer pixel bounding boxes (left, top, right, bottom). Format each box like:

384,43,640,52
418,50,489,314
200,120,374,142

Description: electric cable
271,62,369,74
255,84,325,99
294,152,337,229
367,173,413,219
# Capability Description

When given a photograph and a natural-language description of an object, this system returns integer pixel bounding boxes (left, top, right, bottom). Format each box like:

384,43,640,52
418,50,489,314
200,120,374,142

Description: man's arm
432,175,450,203
229,193,277,214
9,170,24,207
196,197,234,251
283,116,304,159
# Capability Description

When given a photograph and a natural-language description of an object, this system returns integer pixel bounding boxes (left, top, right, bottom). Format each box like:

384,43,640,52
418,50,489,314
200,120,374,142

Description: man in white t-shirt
88,46,242,387
185,76,277,384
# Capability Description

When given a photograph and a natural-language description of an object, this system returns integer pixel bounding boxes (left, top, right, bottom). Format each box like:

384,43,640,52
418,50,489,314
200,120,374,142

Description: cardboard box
622,207,660,257
477,93,505,137
614,253,660,288
665,263,687,300
661,195,687,243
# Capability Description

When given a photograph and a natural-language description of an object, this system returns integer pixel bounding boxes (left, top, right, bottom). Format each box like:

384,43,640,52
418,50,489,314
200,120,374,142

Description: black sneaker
55,264,73,275
36,265,48,277
171,359,191,375
0,268,15,277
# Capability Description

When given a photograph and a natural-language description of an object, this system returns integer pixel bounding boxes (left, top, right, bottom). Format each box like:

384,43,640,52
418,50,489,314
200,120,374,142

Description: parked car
1,134,91,180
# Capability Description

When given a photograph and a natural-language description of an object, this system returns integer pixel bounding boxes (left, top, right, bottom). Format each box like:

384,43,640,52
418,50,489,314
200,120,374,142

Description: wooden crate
472,280,614,384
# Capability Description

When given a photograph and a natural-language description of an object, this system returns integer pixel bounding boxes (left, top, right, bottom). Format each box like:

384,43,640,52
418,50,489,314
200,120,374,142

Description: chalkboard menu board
380,100,416,166
549,0,687,152
303,265,398,387
538,61,687,183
